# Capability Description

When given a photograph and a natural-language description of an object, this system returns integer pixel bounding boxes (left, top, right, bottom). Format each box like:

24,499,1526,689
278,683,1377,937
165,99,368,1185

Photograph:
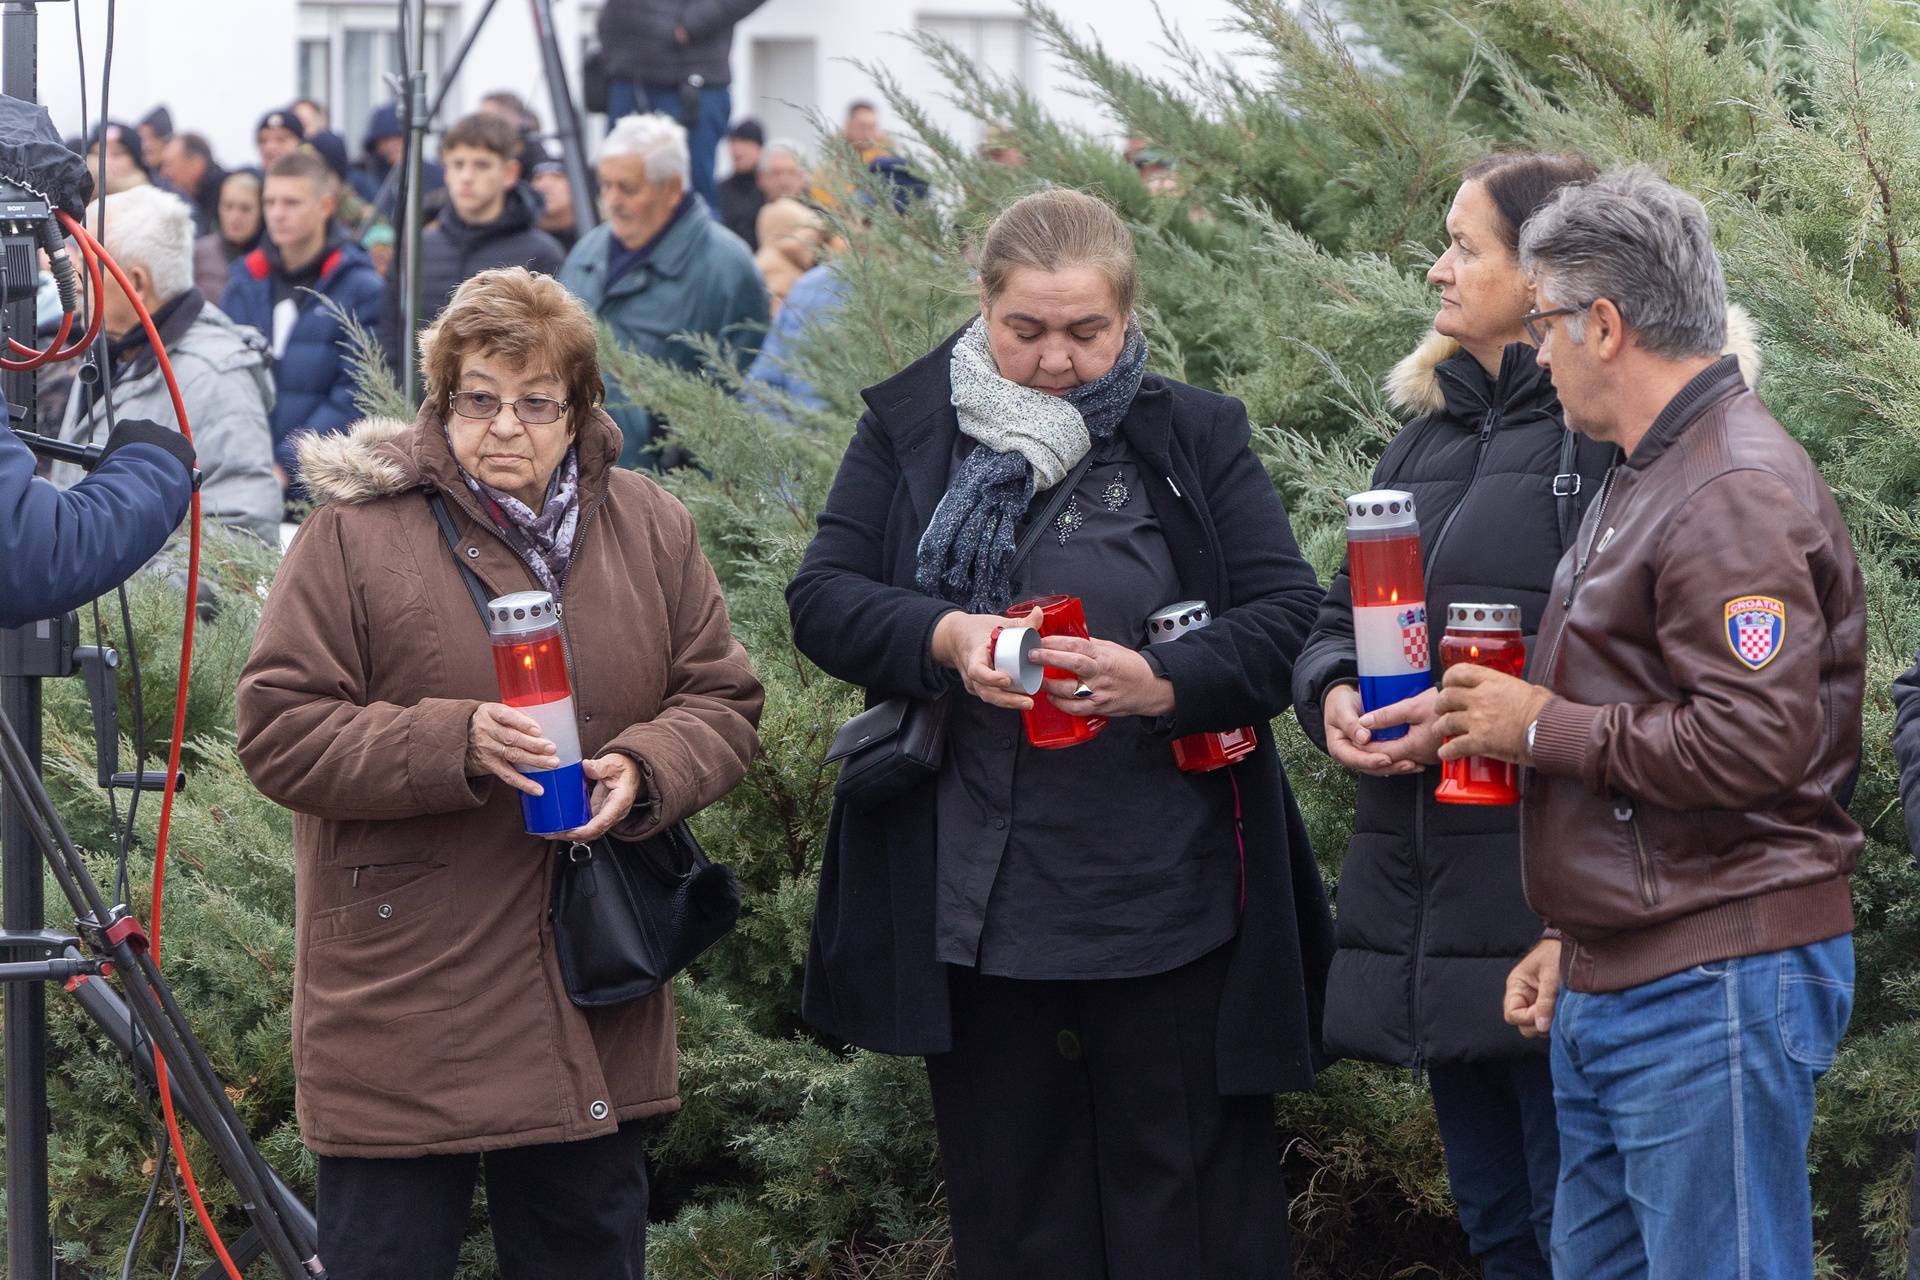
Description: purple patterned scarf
456,446,582,595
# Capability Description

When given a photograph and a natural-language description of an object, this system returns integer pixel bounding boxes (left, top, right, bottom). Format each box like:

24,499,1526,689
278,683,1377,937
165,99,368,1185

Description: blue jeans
606,78,730,211
1549,935,1854,1280
1430,1055,1558,1280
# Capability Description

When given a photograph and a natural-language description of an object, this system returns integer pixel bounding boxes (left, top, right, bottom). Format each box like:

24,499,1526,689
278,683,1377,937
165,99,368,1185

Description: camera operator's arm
0,399,195,628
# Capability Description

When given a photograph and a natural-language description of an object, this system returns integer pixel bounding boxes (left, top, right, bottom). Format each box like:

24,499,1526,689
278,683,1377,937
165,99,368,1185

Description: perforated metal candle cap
486,590,558,638
1344,489,1418,532
1446,602,1522,631
1145,600,1211,645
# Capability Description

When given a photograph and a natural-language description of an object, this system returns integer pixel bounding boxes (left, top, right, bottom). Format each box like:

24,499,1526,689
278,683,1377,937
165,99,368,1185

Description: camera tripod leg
0,706,324,1278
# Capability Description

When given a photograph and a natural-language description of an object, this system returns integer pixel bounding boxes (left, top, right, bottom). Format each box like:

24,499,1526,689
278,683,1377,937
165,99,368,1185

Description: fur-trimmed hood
295,403,624,506
297,416,417,505
1384,304,1763,416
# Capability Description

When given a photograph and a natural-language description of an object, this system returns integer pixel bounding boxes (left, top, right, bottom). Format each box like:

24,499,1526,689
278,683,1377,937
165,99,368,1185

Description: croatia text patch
1725,596,1786,671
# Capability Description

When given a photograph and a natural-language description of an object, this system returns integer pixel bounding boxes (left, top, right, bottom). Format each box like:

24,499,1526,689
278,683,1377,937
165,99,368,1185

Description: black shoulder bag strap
1009,449,1098,582
1552,428,1582,550
427,491,494,621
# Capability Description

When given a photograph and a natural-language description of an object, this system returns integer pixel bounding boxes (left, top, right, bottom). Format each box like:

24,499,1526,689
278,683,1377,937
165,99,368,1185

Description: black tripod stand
0,3,323,1274
0,627,323,1279
391,0,599,398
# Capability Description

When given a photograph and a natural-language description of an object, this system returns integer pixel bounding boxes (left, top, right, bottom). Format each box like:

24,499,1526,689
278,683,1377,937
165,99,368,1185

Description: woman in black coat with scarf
789,188,1335,1278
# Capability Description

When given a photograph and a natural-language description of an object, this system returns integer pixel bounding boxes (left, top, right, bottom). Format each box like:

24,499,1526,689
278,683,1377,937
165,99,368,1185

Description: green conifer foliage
12,0,1920,1275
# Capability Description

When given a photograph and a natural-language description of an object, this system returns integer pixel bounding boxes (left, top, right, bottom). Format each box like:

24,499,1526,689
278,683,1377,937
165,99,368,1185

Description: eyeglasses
448,390,571,425
1522,302,1592,345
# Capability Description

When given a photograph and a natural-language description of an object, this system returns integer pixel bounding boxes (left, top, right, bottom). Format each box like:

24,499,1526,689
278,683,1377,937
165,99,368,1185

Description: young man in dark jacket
222,149,385,494
380,111,566,371
595,0,767,210
1437,168,1864,1279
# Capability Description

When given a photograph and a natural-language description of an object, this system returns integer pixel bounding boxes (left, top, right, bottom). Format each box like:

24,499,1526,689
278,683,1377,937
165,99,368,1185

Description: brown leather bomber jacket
1523,357,1864,993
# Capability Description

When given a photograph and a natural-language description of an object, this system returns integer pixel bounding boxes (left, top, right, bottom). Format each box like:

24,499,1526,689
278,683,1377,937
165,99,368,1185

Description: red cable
57,212,236,1280
1,224,107,370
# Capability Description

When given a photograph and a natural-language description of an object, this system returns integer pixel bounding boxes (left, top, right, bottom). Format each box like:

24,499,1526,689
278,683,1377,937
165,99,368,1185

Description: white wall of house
24,0,1257,175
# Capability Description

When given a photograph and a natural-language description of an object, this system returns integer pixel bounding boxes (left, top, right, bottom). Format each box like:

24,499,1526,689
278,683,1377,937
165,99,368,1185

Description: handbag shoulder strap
427,491,493,625
1010,449,1097,576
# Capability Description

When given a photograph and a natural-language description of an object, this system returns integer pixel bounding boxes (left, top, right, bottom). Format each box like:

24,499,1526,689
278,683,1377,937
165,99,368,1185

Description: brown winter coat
235,405,763,1158
1525,357,1864,993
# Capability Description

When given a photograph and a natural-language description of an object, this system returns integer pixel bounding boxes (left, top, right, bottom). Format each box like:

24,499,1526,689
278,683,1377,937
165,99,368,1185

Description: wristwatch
1525,719,1538,756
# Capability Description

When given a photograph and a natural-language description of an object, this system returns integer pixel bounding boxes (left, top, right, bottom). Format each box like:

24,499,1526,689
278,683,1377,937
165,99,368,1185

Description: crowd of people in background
43,33,1051,537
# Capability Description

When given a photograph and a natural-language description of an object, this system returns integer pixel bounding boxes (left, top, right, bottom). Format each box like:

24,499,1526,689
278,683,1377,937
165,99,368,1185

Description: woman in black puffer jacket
1293,152,1610,1280
1296,151,1762,1279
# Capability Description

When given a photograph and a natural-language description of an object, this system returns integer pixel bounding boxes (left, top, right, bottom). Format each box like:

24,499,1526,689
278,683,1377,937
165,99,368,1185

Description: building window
297,3,453,156
916,13,1032,84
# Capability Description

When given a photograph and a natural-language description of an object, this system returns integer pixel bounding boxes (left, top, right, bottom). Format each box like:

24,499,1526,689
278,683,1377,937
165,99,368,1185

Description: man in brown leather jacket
1433,167,1864,1280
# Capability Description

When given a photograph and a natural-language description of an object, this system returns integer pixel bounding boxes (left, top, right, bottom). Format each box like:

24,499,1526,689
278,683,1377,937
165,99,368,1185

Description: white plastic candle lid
992,626,1045,695
1446,602,1522,630
487,590,557,638
1344,489,1418,531
1145,600,1211,645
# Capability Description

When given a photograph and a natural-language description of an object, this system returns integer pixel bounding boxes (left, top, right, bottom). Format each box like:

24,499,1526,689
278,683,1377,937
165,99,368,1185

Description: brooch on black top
1055,496,1086,545
1102,469,1131,511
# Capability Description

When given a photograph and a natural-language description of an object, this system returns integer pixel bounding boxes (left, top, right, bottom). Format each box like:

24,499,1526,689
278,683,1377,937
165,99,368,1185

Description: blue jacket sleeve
0,414,192,627
305,271,386,439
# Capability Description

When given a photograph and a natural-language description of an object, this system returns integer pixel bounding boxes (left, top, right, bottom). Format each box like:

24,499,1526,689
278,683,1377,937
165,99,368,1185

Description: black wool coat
788,327,1338,1096
1291,336,1614,1067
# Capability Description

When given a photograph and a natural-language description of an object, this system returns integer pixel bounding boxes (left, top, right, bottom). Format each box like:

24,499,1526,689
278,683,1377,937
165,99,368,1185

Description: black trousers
1428,1056,1559,1280
924,943,1289,1279
315,1120,649,1280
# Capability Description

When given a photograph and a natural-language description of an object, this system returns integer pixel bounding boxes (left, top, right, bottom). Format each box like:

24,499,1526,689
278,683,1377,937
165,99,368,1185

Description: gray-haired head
1518,165,1726,358
599,112,690,184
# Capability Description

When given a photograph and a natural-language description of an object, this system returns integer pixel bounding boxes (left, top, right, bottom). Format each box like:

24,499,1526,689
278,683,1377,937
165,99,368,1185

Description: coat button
1056,1030,1082,1061
589,1100,609,1120
465,546,480,559
991,816,1006,831
376,903,393,919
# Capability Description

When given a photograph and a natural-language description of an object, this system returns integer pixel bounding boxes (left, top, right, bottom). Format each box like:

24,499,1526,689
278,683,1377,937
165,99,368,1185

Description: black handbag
427,494,740,1008
825,451,1096,809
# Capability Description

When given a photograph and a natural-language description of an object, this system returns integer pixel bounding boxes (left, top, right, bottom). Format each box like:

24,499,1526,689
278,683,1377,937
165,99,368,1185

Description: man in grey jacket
56,185,281,543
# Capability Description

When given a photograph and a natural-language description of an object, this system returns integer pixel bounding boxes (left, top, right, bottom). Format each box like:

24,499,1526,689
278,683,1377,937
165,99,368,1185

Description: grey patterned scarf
457,446,582,595
915,316,1148,612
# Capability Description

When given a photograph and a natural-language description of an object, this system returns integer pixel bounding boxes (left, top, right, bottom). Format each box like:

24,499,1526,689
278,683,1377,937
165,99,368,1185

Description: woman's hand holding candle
932,606,1046,710
556,754,644,842
467,702,561,796
1030,636,1175,719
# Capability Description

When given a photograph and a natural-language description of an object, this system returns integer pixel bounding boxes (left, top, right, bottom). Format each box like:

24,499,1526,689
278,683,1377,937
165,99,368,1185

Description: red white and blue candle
1345,489,1430,743
487,590,592,835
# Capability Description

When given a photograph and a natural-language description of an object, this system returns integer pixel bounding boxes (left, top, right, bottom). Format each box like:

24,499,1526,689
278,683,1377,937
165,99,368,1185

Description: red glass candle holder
1345,490,1430,742
1434,602,1526,806
1006,594,1107,749
1145,600,1257,773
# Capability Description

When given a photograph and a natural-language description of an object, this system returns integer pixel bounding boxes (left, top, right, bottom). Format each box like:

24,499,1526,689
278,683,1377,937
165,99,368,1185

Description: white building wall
23,0,1255,175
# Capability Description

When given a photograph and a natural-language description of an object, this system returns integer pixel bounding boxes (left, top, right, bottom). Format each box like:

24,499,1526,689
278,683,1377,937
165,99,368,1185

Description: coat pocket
298,862,463,1144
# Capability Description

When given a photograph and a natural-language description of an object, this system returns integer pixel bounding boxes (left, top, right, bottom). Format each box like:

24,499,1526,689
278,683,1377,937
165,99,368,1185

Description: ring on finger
1072,682,1094,699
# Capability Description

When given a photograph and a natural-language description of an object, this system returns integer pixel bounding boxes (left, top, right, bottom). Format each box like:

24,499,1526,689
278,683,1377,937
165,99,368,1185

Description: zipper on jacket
1613,796,1657,908
1418,407,1500,579
1396,407,1497,1074
1408,778,1428,1076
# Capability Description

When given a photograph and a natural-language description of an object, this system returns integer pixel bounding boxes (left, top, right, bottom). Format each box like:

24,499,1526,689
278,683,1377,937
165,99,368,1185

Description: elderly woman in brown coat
236,267,762,1280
